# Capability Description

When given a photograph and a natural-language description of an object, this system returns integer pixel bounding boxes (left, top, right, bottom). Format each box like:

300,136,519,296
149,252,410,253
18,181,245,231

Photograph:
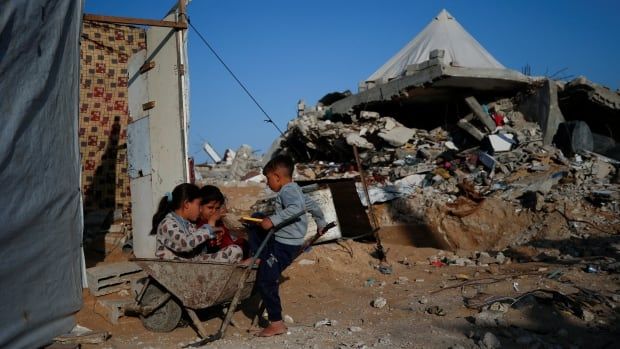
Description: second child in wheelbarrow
151,183,243,263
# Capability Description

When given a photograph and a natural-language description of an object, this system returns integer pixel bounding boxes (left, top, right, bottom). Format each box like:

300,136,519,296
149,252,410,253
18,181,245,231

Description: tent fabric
0,0,83,347
367,9,505,83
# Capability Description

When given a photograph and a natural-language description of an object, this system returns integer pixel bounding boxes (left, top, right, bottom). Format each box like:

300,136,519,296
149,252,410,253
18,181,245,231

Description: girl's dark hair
150,183,200,235
199,185,225,205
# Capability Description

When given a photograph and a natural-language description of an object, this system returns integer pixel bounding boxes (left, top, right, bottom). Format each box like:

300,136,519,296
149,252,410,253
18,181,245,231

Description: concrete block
94,298,135,324
457,118,486,141
378,126,415,147
405,64,421,75
87,261,146,296
345,133,374,149
517,79,565,145
359,110,380,120
553,120,593,156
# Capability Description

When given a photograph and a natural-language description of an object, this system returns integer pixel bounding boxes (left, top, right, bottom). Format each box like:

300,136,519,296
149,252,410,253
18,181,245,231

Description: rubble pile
273,92,620,252
195,144,264,184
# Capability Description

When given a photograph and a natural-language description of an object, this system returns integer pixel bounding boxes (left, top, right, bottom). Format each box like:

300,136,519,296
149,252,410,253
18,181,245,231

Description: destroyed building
265,9,620,252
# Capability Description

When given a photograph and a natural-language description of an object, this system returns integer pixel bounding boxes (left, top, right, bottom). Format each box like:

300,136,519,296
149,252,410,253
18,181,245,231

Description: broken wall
79,21,146,219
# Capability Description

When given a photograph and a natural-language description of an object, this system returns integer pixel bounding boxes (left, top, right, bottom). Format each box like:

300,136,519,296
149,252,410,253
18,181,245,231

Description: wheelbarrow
124,258,256,338
124,211,317,340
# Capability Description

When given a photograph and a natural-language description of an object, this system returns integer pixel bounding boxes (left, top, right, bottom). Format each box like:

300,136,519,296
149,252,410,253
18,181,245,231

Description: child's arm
159,220,216,253
267,185,305,229
304,194,327,231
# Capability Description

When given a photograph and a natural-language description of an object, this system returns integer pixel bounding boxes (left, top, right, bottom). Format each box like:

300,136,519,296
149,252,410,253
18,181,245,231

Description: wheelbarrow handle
298,221,337,256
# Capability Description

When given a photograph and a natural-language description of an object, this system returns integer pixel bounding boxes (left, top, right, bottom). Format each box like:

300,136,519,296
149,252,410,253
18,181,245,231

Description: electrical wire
186,16,285,136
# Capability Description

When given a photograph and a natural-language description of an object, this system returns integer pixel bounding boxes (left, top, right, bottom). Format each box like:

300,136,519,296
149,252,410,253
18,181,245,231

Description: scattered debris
314,318,338,328
425,306,446,316
53,325,109,345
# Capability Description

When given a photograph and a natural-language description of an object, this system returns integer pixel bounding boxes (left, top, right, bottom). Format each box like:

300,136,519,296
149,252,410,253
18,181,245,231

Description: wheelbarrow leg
186,308,208,339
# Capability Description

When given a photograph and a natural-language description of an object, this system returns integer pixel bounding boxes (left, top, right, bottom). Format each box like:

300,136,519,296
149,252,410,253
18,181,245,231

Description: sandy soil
76,227,619,349
75,185,620,349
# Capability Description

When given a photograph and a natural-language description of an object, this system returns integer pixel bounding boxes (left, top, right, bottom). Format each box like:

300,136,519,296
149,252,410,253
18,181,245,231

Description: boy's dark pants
248,226,299,322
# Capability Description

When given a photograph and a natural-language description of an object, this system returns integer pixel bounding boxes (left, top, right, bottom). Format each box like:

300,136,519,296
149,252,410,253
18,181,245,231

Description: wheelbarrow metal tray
132,258,256,309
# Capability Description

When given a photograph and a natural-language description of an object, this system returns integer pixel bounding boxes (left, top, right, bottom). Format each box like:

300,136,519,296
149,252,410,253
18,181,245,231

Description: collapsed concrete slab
329,61,532,115
518,79,566,145
378,126,415,147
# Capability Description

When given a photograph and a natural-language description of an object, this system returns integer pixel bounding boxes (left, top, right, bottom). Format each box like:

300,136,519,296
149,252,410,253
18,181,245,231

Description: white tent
367,9,505,83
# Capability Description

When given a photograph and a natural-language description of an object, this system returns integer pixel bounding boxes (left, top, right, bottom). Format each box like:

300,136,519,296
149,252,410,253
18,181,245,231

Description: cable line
186,16,285,136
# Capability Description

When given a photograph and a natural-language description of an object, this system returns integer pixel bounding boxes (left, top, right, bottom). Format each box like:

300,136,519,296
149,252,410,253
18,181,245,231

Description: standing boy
249,154,326,337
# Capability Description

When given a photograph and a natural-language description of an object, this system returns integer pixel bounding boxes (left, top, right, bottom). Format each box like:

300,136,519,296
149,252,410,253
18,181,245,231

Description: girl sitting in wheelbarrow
196,185,248,257
150,183,243,263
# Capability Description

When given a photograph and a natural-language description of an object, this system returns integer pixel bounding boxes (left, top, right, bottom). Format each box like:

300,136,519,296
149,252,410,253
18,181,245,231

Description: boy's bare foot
256,321,287,337
239,258,260,268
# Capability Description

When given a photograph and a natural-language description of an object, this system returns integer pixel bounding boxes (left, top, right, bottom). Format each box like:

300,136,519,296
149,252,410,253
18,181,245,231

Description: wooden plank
83,14,187,29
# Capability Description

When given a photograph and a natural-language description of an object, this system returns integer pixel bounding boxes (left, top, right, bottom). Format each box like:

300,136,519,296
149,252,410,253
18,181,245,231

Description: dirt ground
75,185,620,349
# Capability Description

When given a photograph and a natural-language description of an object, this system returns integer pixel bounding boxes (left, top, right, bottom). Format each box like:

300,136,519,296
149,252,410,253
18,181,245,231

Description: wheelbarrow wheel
139,282,182,332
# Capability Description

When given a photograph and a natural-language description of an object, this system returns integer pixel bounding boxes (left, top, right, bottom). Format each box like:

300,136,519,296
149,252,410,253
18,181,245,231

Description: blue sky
85,1,620,164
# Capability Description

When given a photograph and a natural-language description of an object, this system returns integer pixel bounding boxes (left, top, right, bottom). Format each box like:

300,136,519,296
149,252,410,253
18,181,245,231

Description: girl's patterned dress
155,212,243,263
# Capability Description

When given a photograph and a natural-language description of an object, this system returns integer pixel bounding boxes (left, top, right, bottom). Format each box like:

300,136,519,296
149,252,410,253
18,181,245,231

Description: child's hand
260,217,273,230
208,210,223,227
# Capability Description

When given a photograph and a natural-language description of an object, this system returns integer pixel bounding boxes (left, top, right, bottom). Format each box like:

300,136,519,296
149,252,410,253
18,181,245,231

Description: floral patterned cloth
155,212,242,263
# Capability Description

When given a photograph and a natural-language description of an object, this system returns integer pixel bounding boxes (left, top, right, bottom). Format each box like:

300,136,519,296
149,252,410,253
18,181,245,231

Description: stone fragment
372,297,387,309
481,332,501,349
581,309,595,322
378,126,415,147
298,259,316,266
495,252,506,264
345,133,374,149
360,110,380,120
474,310,506,327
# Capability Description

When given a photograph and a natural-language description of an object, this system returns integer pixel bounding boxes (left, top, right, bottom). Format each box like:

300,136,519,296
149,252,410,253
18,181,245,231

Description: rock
394,276,408,285
449,345,466,349
377,336,391,345
314,318,338,329
418,296,429,305
348,326,362,333
425,306,446,316
452,257,476,266
477,252,497,265
378,126,415,147
372,297,387,309
298,259,316,266
475,310,506,327
345,133,374,150
284,315,294,324
360,110,380,120
481,332,501,349
581,309,595,322
487,302,509,313
495,252,506,264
